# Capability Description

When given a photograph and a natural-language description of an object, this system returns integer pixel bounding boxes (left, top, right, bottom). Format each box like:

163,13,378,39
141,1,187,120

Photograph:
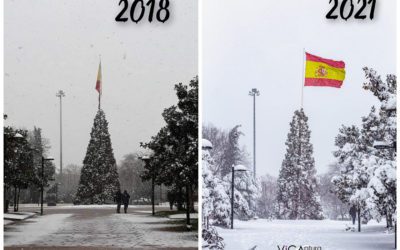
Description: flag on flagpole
95,62,102,94
304,53,345,88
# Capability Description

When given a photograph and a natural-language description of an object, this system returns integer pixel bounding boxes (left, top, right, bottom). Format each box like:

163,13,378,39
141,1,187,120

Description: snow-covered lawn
217,219,394,250
119,214,198,248
4,214,72,246
169,213,198,219
4,212,36,220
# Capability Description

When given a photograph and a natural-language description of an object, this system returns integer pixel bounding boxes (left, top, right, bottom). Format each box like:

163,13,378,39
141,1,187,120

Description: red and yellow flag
95,62,102,94
304,53,345,88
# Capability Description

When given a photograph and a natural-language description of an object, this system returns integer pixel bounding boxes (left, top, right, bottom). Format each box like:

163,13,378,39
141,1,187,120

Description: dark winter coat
349,206,357,217
122,191,130,205
115,191,122,204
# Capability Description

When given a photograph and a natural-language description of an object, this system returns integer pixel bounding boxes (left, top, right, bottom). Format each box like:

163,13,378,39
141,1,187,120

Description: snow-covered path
4,206,197,249
217,219,394,250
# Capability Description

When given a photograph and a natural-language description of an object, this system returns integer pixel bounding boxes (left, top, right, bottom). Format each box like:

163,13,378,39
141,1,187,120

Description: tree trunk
14,186,17,212
387,212,393,228
185,184,191,227
4,186,9,213
176,188,184,211
357,206,361,232
16,188,21,212
189,185,195,213
386,213,389,228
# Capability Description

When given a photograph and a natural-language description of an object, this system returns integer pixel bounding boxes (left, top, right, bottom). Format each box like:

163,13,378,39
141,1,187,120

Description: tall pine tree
76,109,120,204
276,109,323,219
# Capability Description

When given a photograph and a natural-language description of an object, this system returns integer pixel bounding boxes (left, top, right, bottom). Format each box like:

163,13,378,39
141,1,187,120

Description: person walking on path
122,190,130,214
349,205,357,225
114,190,122,213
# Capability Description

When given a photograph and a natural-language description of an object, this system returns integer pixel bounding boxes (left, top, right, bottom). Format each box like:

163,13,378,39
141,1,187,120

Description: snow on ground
4,212,36,220
217,219,394,250
17,204,124,209
17,203,174,209
119,213,198,248
169,213,198,219
4,209,197,249
4,214,72,246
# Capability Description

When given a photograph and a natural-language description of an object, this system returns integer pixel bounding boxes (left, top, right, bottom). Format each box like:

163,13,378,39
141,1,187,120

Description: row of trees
118,153,168,205
331,68,396,227
141,77,199,226
254,168,348,221
202,124,260,228
4,125,55,212
202,124,260,249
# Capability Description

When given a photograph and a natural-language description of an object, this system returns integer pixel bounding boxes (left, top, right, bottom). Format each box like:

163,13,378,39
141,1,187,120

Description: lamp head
139,155,152,163
232,164,248,172
43,156,54,161
14,133,24,139
249,88,260,96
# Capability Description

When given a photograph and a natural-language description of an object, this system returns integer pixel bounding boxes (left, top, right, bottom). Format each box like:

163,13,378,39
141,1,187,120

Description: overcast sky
4,0,197,169
202,0,396,177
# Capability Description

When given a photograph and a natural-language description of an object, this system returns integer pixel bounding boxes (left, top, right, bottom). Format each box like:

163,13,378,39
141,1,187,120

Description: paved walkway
4,206,197,250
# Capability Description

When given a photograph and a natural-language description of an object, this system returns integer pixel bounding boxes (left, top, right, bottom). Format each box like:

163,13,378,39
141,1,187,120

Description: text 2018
326,0,376,20
115,0,170,23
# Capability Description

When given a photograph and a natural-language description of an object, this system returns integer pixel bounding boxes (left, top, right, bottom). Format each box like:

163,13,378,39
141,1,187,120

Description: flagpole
99,55,101,110
300,48,305,109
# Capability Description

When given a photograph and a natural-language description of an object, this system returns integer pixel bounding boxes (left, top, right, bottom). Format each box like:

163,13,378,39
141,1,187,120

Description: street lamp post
248,88,260,178
41,156,54,215
56,90,65,203
140,155,155,215
231,164,248,229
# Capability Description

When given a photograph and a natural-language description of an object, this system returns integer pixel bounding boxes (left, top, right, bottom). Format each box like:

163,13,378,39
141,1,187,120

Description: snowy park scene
202,0,396,249
4,0,198,249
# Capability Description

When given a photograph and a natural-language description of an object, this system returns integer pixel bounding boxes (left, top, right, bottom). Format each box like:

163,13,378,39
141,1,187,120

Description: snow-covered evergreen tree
75,109,120,204
331,68,396,226
276,109,323,219
362,68,396,226
331,125,373,221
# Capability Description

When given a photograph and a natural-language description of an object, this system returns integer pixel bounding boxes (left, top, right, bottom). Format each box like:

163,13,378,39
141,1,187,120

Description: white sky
202,0,396,177
4,0,197,168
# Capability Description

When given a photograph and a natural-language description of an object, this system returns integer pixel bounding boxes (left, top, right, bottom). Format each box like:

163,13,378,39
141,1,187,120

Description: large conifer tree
76,109,120,204
276,109,323,219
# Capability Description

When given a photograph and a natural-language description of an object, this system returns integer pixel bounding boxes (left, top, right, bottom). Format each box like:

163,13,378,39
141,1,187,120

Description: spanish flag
305,53,345,88
95,62,102,94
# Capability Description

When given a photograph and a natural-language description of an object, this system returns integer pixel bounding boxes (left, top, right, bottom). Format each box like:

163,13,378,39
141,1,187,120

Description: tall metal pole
253,94,256,177
248,88,260,178
41,157,44,216
56,90,65,193
152,166,155,216
231,167,235,229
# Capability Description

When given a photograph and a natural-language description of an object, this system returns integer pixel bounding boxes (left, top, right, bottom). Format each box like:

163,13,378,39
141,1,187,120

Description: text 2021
115,0,170,23
326,0,376,20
